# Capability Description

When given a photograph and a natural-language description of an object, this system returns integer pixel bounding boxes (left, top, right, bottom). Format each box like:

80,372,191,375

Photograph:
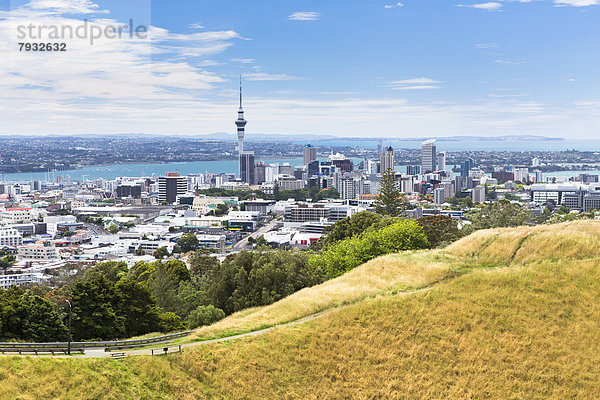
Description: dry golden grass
189,250,453,341
2,221,600,399
446,220,600,264
161,257,600,399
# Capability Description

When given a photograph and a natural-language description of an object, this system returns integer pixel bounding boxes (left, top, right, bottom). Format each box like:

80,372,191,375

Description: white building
1,207,32,225
0,226,23,247
472,185,486,203
17,243,60,261
0,273,46,289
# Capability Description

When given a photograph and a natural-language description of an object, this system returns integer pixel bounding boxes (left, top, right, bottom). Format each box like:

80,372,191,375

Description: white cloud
494,59,526,64
189,23,204,30
384,2,404,8
457,2,503,10
386,78,441,90
555,0,599,5
232,58,255,64
288,12,320,21
26,0,108,14
242,72,300,81
475,42,499,48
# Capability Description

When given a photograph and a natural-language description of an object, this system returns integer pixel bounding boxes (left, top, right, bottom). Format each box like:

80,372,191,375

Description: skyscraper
461,157,475,177
158,172,187,204
421,139,437,173
380,146,394,174
240,152,255,185
304,144,317,167
437,152,446,173
236,78,255,184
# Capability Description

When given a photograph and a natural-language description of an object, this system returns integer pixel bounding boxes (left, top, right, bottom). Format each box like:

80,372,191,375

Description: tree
115,279,163,337
177,233,199,253
108,224,120,234
189,252,220,277
70,276,126,340
320,211,383,248
153,246,170,259
465,200,533,230
0,286,68,342
83,261,128,283
255,236,268,246
185,305,225,329
158,312,184,332
374,168,409,216
214,203,229,216
417,215,461,248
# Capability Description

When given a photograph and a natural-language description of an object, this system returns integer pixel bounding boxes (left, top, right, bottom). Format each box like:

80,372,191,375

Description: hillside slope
2,221,600,399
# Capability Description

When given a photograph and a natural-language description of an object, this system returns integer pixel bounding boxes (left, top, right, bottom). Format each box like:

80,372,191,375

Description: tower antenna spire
239,75,243,109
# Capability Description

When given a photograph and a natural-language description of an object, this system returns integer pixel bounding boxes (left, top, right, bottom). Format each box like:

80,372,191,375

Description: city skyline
1,0,599,138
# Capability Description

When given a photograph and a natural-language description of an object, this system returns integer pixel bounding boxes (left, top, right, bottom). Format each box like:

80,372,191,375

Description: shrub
185,305,226,329
309,219,429,279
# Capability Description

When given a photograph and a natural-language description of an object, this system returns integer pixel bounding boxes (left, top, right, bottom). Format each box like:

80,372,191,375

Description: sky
0,0,599,138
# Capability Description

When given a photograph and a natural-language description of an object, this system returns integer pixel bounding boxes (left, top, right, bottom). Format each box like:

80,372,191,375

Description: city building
158,173,187,204
437,152,446,173
461,158,475,178
304,144,317,167
240,152,256,185
406,165,421,175
1,208,32,225
380,146,394,174
421,139,437,173
514,168,530,183
472,185,486,203
0,226,23,247
0,273,46,289
17,242,60,261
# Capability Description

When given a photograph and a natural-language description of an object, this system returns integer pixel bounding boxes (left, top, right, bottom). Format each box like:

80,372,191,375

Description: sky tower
236,77,255,184
236,76,247,154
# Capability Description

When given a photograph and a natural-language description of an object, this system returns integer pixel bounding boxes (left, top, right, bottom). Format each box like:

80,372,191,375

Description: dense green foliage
185,305,226,329
273,185,340,202
208,249,320,315
319,211,383,249
309,219,429,279
465,200,534,229
0,286,68,342
174,233,199,253
417,215,462,248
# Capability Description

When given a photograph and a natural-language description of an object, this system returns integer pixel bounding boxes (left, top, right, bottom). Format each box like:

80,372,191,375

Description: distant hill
1,221,599,399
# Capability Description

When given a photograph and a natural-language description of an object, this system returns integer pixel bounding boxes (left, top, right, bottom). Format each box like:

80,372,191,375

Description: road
83,221,107,236
232,217,280,251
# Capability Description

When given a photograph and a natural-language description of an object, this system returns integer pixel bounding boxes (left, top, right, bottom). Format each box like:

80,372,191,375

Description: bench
110,352,126,359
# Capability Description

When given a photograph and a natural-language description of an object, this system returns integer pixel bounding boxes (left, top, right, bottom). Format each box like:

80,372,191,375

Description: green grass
1,220,600,399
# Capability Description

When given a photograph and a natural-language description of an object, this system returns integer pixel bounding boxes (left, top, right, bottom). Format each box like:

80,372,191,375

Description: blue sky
1,0,599,138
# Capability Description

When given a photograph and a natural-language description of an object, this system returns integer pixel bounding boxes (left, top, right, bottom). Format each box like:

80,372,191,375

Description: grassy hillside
2,220,600,399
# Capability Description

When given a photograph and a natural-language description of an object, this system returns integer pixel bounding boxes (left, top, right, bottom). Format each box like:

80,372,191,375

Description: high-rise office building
460,157,475,177
307,160,320,176
421,139,437,173
380,146,394,174
437,152,446,173
255,162,267,185
303,144,317,167
406,165,421,175
158,172,187,204
240,152,255,185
